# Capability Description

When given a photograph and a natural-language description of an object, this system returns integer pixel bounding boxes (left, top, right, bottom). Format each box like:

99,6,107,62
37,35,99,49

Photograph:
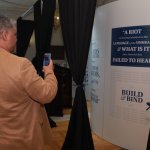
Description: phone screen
43,53,51,66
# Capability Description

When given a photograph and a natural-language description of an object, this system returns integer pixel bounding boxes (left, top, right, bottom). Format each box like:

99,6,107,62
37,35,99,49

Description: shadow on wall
96,0,117,6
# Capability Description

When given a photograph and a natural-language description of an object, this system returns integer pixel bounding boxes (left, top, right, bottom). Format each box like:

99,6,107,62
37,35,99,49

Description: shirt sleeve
20,58,58,104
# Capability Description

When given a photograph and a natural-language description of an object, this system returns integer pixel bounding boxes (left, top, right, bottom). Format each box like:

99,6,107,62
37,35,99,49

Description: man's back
0,49,57,150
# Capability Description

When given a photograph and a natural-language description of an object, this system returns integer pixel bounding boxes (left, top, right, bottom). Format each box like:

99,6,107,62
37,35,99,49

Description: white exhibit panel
91,0,150,150
90,7,107,136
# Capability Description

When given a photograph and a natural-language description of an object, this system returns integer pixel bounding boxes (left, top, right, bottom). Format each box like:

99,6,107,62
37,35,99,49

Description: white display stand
90,0,150,149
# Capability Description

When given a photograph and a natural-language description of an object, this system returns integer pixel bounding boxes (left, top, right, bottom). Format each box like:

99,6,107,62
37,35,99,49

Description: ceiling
0,0,116,20
0,0,39,19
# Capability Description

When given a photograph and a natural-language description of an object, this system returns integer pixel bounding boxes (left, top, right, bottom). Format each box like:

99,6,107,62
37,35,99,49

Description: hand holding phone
43,53,51,66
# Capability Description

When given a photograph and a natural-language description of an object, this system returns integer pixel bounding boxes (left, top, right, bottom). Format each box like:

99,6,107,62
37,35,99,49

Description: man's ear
1,30,8,41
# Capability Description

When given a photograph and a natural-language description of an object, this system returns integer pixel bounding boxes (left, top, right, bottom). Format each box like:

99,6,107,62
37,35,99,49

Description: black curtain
147,129,150,150
16,17,34,57
58,0,96,149
33,0,55,75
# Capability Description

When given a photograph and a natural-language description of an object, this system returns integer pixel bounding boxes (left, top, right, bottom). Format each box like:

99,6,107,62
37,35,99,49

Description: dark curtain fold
32,0,41,73
16,17,34,57
58,0,96,149
33,0,55,75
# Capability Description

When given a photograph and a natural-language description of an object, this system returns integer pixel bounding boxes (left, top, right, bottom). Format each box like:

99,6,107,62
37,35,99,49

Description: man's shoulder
10,53,30,63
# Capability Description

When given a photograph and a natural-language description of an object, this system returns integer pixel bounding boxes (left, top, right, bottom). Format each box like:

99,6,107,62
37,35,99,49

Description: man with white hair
0,14,57,150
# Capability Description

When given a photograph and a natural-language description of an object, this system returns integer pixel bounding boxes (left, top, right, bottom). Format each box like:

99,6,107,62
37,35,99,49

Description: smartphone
43,53,51,66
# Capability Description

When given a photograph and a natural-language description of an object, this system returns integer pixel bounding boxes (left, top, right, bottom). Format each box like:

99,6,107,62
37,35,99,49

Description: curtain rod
20,0,43,18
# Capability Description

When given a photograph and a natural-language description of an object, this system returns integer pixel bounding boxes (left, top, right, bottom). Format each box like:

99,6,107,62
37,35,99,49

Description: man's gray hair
0,14,16,32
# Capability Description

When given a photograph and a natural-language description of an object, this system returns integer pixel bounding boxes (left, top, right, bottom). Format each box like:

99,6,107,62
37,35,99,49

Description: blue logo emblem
146,102,150,110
